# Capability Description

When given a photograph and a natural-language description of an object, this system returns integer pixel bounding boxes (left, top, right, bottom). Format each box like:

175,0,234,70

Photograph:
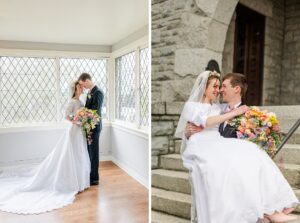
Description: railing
272,118,300,159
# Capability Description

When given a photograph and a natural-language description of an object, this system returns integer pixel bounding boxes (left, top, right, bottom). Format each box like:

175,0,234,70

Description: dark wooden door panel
234,4,265,106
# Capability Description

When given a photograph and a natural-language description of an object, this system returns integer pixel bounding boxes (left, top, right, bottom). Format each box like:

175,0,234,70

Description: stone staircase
152,106,300,222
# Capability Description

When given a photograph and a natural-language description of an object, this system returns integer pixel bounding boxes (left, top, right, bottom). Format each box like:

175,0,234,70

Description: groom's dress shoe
90,181,99,186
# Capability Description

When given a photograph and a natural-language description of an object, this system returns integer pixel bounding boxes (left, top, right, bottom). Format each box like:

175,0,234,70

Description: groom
186,72,248,139
78,73,104,186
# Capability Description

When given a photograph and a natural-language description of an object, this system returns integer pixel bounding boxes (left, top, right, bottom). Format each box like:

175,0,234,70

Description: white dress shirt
223,102,242,130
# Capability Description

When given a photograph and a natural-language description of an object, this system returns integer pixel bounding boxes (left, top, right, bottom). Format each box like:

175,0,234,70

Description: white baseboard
111,156,149,189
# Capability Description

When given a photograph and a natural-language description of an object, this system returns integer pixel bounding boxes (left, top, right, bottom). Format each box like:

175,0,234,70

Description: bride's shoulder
67,98,82,106
184,102,211,111
67,98,77,104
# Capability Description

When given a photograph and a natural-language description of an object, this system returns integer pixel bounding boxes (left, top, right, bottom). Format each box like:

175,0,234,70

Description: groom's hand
185,122,204,139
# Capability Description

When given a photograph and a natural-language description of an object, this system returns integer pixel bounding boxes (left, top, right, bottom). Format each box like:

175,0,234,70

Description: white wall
0,123,149,188
111,125,149,188
0,123,111,166
0,125,65,166
108,34,149,188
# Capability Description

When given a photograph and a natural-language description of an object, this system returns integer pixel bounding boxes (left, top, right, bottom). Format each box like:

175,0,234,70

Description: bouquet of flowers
229,106,283,156
69,107,101,145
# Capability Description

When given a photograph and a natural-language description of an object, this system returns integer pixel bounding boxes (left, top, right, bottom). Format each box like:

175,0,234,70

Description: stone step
287,133,300,145
278,119,300,134
260,106,300,121
275,144,300,165
152,187,300,220
160,151,300,185
294,189,300,213
152,169,190,194
152,167,300,205
152,211,300,223
152,210,190,223
174,135,300,156
152,187,300,221
152,187,191,219
160,154,187,172
280,163,300,188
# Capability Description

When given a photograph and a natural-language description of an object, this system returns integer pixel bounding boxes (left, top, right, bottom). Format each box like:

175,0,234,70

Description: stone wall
281,0,300,105
263,0,285,105
151,0,238,168
222,12,236,75
151,0,185,168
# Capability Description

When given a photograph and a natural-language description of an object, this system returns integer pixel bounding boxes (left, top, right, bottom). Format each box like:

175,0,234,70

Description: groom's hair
223,73,248,97
78,73,92,81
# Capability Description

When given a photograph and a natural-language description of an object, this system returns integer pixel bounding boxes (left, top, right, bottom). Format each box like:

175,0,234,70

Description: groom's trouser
87,131,100,183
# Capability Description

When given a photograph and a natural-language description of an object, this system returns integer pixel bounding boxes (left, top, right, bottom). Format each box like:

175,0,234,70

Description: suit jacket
85,85,104,133
218,102,244,138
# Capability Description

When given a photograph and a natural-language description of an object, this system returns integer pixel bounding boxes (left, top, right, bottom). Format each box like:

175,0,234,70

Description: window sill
0,120,110,134
111,120,149,139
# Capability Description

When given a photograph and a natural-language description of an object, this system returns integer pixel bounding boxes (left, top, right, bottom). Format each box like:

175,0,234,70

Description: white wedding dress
0,99,90,214
182,102,299,223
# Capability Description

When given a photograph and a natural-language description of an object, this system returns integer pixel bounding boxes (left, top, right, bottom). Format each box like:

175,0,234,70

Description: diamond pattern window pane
60,58,108,120
115,52,136,123
139,48,149,127
0,56,57,126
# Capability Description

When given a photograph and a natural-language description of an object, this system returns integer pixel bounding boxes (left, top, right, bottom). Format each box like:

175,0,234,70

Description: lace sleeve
65,100,75,118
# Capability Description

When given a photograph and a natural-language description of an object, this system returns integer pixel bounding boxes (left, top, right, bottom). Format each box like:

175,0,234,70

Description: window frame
0,49,110,128
0,37,150,136
112,37,149,132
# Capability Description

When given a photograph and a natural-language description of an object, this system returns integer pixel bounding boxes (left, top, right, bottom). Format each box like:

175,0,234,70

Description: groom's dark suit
219,122,238,138
85,85,104,184
218,102,243,138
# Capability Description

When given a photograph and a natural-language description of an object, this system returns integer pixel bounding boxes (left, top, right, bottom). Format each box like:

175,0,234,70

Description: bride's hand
233,105,249,116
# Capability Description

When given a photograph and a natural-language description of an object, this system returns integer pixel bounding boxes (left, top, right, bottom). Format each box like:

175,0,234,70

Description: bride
175,71,299,223
0,81,90,214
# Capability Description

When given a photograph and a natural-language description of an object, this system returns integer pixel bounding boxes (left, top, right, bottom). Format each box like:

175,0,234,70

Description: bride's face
76,84,82,95
205,78,220,101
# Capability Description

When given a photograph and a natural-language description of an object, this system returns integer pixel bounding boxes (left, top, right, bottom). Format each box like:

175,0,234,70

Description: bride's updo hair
70,81,80,98
206,71,221,88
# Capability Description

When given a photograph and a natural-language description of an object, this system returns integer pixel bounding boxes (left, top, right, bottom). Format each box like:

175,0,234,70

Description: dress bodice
65,99,84,117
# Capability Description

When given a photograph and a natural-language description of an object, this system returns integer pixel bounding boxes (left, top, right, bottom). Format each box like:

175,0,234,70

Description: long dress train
0,99,90,214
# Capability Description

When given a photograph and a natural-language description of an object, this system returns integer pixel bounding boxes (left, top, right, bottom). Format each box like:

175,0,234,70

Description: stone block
152,136,169,154
166,102,185,115
152,102,166,115
152,121,174,136
174,48,222,77
152,155,159,169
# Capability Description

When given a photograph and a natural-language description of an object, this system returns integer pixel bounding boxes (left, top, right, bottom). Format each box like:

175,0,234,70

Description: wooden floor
0,161,149,223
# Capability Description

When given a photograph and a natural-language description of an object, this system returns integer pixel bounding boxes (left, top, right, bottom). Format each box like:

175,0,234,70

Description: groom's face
221,79,235,102
79,80,88,90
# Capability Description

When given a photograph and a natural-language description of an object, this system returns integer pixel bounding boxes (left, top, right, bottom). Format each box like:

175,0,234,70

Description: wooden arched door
234,4,265,106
